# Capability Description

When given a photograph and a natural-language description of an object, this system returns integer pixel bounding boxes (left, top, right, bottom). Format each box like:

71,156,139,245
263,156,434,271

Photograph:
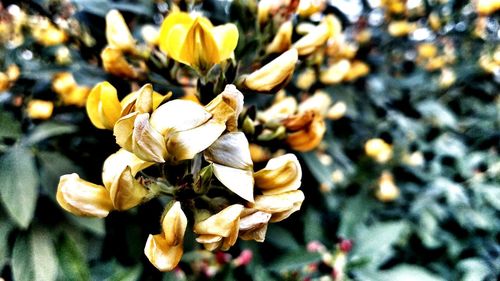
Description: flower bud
243,48,298,92
101,47,139,78
298,91,332,115
254,154,302,195
283,111,326,152
86,81,121,129
105,10,135,52
266,21,293,54
375,171,399,202
238,209,271,242
26,99,53,119
194,204,244,251
343,60,370,81
320,59,351,84
327,101,347,120
31,20,67,46
365,138,393,163
250,190,305,222
145,202,187,271
56,173,113,218
52,72,76,96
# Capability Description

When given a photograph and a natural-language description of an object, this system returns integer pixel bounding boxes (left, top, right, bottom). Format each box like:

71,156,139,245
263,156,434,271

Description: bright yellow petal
158,11,193,56
179,18,220,67
212,23,239,61
86,82,112,129
99,83,121,129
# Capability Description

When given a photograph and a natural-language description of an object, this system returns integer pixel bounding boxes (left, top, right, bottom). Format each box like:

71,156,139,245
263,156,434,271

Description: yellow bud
438,68,456,88
365,138,393,163
284,111,326,152
375,171,400,202
26,99,53,119
0,72,9,92
32,20,67,46
388,20,416,37
417,43,438,59
254,154,302,195
244,48,298,92
144,201,187,271
266,21,293,54
52,72,76,96
106,10,135,52
62,86,90,107
86,81,121,129
326,101,347,120
194,204,244,251
6,64,20,81
320,59,351,84
101,47,139,78
293,15,339,55
296,67,316,90
56,173,113,218
344,60,370,81
428,12,441,31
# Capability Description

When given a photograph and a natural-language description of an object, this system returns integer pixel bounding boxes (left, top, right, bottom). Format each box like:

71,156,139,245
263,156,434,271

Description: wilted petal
194,204,244,237
144,234,183,272
57,173,113,218
150,99,211,136
133,113,167,163
204,84,244,131
102,148,153,190
162,201,188,246
254,154,302,195
266,20,292,54
196,234,222,244
212,163,254,202
239,209,271,242
250,190,304,222
114,112,138,152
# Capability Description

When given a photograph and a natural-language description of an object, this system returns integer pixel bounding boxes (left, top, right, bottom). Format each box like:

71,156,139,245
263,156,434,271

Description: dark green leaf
56,233,91,281
269,251,321,272
266,225,300,251
26,122,77,145
37,151,82,198
0,111,21,140
0,146,39,228
0,218,13,267
303,207,324,242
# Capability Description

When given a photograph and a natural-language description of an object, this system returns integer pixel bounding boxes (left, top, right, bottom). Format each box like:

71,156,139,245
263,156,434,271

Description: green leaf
269,251,321,272
338,193,375,238
0,111,21,140
11,228,58,281
300,151,334,190
0,219,13,267
66,215,106,236
266,225,300,251
303,207,325,242
26,122,77,145
0,146,39,228
56,233,91,281
352,221,409,269
37,151,82,198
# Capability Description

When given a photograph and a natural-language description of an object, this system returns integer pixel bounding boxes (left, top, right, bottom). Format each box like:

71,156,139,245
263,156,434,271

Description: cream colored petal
204,84,243,131
244,49,298,92
266,20,292,54
258,96,298,123
298,91,332,115
166,120,226,162
239,223,268,242
202,241,222,251
102,148,153,190
292,20,330,56
221,222,239,251
212,23,239,61
132,113,167,163
150,99,211,135
271,201,303,222
135,84,154,113
254,154,302,195
250,190,305,214
144,234,183,272
196,234,222,244
194,204,244,237
212,163,254,202
113,112,138,153
239,211,271,231
162,201,187,246
109,166,149,211
319,59,351,84
105,9,135,52
56,173,113,218
205,132,252,170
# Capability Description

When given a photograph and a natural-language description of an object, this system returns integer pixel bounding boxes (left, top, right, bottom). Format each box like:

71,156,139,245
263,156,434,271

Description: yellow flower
86,81,121,130
283,111,326,152
258,96,298,123
238,208,272,242
194,204,244,251
204,132,255,202
249,190,305,222
388,20,416,37
320,59,351,84
26,100,54,119
158,11,238,72
326,101,347,120
105,10,135,52
243,48,298,92
0,72,9,92
343,60,370,81
145,202,187,271
476,0,500,15
297,0,326,17
56,173,113,218
266,20,293,54
31,20,67,46
298,91,332,116
365,138,393,163
102,149,154,210
254,154,302,195
293,15,340,55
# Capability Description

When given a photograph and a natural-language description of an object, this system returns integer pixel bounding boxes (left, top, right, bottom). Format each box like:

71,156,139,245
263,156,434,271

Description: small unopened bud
106,10,135,52
388,20,416,37
365,138,393,163
233,249,253,267
26,99,54,119
243,49,298,92
338,239,353,253
327,102,347,120
375,171,400,202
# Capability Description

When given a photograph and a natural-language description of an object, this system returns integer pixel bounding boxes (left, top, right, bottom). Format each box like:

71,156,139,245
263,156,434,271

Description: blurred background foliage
0,0,499,280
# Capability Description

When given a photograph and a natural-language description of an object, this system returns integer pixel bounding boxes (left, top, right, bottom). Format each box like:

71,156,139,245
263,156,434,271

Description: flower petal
132,113,167,163
162,202,188,246
158,11,193,58
150,99,211,136
102,148,153,190
144,234,183,272
194,204,244,237
212,163,254,202
86,81,121,129
205,132,252,170
212,23,239,61
254,154,302,195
